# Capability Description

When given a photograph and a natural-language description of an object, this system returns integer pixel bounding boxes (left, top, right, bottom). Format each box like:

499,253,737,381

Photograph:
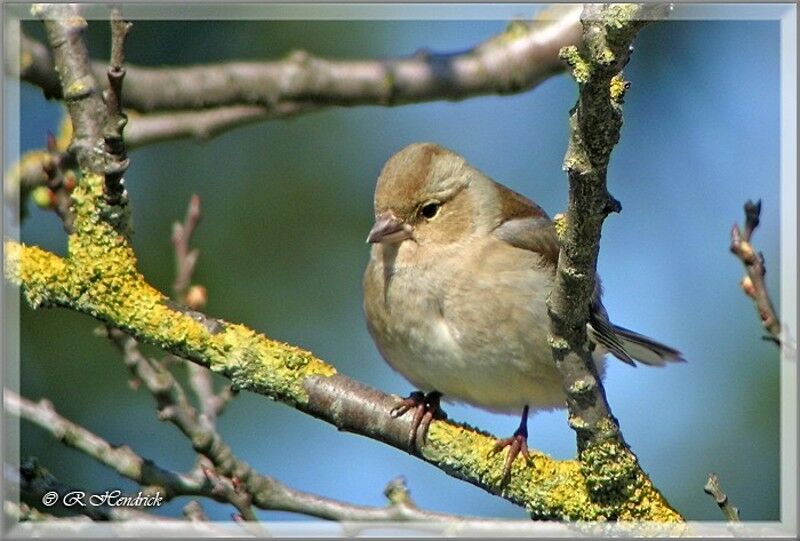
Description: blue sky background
14,10,783,522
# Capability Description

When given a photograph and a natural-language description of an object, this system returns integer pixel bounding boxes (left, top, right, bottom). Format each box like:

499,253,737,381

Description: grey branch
124,104,313,148
101,9,133,204
33,4,108,175
20,6,580,114
5,390,206,498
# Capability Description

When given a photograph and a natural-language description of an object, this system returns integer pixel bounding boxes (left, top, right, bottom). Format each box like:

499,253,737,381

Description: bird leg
390,391,445,450
490,405,532,483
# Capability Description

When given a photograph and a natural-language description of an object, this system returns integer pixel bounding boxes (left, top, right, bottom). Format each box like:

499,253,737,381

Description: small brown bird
363,143,684,478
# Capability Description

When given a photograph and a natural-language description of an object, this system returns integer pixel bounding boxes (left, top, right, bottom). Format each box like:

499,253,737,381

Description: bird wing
489,183,560,268
489,183,685,366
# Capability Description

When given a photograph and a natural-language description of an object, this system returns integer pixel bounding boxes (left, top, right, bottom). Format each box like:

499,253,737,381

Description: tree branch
123,104,313,148
5,391,205,498
546,2,680,518
33,4,108,175
100,9,132,205
19,6,581,115
3,234,679,520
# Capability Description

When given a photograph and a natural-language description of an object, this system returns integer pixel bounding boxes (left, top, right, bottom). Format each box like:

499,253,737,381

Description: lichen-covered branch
546,2,680,519
730,200,794,352
5,233,678,521
20,6,581,115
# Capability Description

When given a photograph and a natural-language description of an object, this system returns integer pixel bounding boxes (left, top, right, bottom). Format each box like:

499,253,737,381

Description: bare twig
102,9,133,205
704,473,741,522
5,390,206,498
730,200,793,351
124,104,313,148
171,194,202,302
6,141,77,228
5,501,91,523
18,5,581,149
8,382,482,523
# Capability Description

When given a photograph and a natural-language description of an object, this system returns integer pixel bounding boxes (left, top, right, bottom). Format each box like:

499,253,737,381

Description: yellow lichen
553,213,568,239
559,46,591,84
610,73,629,103
64,78,91,100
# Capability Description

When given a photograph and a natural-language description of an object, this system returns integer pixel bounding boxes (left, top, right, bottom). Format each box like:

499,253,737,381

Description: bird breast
364,236,577,414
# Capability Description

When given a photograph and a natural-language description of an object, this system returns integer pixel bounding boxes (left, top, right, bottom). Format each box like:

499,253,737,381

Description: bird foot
390,391,445,450
490,430,532,484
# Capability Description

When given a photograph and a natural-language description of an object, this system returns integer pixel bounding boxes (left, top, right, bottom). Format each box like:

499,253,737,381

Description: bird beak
366,212,412,244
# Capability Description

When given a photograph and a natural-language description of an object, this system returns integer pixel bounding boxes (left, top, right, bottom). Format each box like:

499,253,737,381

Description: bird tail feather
612,325,687,366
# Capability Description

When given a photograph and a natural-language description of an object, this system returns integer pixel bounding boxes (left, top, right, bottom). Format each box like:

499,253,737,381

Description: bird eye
420,202,440,220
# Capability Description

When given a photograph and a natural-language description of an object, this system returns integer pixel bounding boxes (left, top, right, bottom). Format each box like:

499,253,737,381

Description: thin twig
102,9,133,205
6,142,77,228
181,500,209,522
8,382,483,523
171,194,202,302
704,473,741,522
5,390,205,498
123,104,312,148
730,200,793,351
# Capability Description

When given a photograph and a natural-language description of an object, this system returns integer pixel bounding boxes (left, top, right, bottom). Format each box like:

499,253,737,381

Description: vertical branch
102,9,133,204
549,2,661,449
33,4,107,174
34,3,133,236
171,194,202,302
546,3,680,520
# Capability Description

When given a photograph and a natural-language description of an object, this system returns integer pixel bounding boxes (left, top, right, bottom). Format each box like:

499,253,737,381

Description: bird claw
390,391,444,451
390,391,425,418
490,431,532,484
